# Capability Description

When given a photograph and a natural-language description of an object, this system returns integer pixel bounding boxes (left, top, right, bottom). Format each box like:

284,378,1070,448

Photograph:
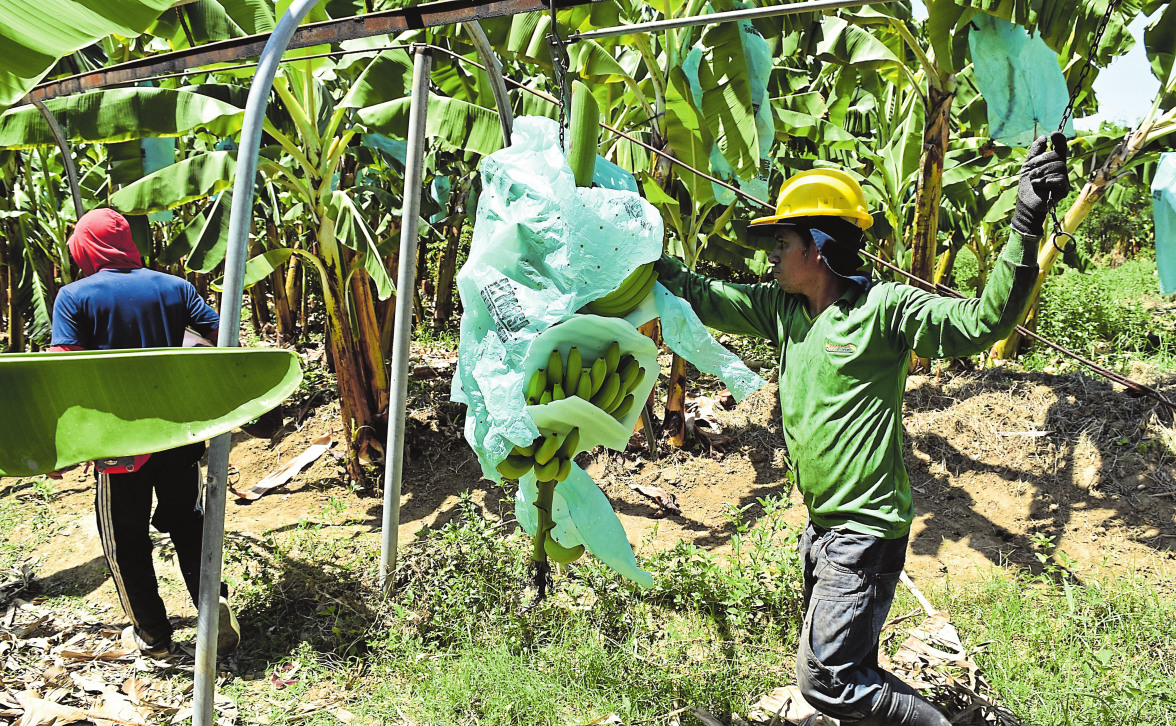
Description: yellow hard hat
750,168,873,230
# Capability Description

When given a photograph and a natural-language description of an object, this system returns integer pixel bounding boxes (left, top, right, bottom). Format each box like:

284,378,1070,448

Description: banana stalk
532,478,558,600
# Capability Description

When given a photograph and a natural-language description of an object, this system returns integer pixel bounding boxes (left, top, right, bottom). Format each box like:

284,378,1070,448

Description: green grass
1027,253,1176,372
940,567,1176,725
0,476,58,569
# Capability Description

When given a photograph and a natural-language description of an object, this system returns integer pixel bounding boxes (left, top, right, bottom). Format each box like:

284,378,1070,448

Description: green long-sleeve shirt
654,233,1039,538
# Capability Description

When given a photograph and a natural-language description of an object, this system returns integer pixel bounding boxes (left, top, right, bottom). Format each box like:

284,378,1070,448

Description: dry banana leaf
0,348,301,477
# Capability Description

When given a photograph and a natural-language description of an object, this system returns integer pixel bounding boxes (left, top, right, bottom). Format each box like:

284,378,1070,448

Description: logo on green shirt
825,341,857,355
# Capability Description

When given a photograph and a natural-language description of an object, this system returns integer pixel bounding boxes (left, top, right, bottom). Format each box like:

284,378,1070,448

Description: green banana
525,368,547,404
603,379,628,413
589,262,652,310
568,80,600,187
611,393,635,421
618,357,641,393
557,427,580,458
587,263,657,316
544,533,584,563
534,431,561,465
512,442,536,457
547,349,563,390
565,348,582,392
552,383,566,401
539,390,553,405
555,457,572,482
591,371,620,409
573,371,592,400
575,370,592,399
627,367,645,394
534,456,560,481
604,341,621,375
496,455,534,480
588,358,607,395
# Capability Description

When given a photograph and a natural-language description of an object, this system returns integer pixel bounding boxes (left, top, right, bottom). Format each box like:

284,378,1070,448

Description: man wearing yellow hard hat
653,135,1070,726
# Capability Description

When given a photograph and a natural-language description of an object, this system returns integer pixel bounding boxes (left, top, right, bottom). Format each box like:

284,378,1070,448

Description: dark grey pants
95,443,214,646
797,521,909,722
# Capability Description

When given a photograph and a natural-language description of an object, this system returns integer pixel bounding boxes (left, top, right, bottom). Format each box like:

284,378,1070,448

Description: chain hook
546,0,571,152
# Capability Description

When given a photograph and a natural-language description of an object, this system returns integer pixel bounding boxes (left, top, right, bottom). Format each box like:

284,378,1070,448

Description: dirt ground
12,347,1176,629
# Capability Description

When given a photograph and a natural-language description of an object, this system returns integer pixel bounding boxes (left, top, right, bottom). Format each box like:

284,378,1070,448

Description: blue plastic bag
969,14,1075,146
1152,153,1176,295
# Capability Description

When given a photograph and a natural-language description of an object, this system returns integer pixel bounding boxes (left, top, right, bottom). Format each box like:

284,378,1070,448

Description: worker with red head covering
49,208,240,659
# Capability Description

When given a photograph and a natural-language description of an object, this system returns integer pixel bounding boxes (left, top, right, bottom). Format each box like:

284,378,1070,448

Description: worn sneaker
121,625,174,659
217,596,241,655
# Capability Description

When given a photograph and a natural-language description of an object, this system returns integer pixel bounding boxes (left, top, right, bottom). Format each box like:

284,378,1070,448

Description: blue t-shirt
51,268,219,349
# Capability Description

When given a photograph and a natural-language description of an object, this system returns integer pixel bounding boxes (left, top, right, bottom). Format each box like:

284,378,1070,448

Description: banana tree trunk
348,264,389,416
664,353,687,447
910,83,955,291
933,245,959,286
318,215,380,485
989,121,1157,360
414,235,428,324
284,248,303,337
4,235,21,353
267,221,295,344
432,225,459,330
379,251,399,360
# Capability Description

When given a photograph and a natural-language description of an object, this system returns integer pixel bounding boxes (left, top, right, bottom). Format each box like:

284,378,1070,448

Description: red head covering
67,208,142,277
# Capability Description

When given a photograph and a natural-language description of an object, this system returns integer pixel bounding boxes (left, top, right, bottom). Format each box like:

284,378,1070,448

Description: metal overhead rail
568,0,894,42
24,0,599,104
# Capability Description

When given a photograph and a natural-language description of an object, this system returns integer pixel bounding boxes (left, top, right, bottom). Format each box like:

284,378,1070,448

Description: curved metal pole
461,21,513,147
31,101,83,219
380,45,432,591
195,2,323,725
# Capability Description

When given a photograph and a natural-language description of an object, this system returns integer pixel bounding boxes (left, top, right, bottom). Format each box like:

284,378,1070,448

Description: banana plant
815,0,1144,292
991,2,1176,358
89,33,503,483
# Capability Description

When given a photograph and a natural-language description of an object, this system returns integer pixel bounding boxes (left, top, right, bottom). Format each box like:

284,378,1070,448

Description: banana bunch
586,261,658,317
524,343,645,421
496,426,580,482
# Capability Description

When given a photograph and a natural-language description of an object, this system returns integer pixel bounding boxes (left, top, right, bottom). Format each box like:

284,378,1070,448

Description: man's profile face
766,227,812,294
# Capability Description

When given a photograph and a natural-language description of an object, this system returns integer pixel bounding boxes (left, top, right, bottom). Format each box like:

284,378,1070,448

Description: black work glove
1012,132,1071,238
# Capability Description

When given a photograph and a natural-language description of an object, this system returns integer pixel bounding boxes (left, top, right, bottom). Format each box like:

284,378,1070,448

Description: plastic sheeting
452,116,767,586
1152,153,1176,295
969,14,1074,147
451,116,664,480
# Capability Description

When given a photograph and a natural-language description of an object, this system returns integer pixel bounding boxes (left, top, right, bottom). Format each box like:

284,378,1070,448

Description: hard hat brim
750,209,873,231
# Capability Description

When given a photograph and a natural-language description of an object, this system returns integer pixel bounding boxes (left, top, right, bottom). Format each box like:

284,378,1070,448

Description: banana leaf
339,49,414,110
358,96,504,157
0,347,302,477
110,150,236,214
0,0,173,112
0,88,244,149
185,191,234,274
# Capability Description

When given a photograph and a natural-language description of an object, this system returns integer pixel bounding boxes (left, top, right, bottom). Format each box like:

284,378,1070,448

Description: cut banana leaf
0,348,302,477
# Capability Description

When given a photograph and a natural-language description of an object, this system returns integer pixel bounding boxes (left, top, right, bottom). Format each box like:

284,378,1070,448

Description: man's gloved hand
1012,132,1072,238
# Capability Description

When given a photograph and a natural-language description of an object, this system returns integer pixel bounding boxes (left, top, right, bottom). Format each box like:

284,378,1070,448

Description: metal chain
1047,0,1122,250
546,0,571,151
1057,0,1122,133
